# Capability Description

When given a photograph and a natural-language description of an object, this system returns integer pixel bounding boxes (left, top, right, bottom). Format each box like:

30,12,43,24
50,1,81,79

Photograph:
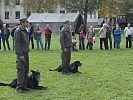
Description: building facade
0,0,98,27
0,0,26,27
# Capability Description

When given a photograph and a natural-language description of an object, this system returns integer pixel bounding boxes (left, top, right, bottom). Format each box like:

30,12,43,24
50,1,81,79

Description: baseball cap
19,18,28,23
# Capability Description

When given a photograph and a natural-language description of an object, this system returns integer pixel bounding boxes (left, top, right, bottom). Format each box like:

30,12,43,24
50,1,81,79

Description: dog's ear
31,70,35,73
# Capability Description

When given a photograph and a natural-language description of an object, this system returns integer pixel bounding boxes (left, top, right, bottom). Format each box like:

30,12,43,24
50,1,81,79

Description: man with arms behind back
15,18,29,93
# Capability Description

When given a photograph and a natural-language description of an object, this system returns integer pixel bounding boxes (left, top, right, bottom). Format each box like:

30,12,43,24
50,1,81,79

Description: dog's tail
49,69,57,71
0,83,9,86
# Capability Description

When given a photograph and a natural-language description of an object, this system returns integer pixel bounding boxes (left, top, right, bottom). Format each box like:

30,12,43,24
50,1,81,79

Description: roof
28,13,79,23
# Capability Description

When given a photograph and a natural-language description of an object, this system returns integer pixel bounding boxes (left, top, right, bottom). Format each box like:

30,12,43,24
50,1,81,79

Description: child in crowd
86,34,93,50
88,26,95,44
72,36,78,51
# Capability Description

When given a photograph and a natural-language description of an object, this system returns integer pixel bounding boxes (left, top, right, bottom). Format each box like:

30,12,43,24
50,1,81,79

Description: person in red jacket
86,34,93,50
44,24,52,50
78,24,86,50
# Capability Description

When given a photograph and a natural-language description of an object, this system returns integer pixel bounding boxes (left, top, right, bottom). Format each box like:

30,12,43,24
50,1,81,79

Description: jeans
36,36,43,50
86,42,93,50
79,37,85,50
45,37,51,50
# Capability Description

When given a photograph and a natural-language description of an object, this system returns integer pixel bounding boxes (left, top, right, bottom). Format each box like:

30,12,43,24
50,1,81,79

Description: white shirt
124,27,133,37
98,27,106,38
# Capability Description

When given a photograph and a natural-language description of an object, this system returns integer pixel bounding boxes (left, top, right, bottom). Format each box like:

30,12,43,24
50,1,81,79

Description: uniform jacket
60,28,72,49
15,26,29,56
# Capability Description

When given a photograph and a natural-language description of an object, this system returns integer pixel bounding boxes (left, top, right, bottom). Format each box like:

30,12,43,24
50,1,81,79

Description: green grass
0,34,133,100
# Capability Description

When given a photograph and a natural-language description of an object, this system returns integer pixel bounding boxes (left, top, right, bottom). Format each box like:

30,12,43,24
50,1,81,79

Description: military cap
19,18,28,22
64,20,70,24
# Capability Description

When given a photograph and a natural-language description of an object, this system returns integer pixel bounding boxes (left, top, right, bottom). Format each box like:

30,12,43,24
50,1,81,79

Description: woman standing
78,24,86,50
113,24,122,49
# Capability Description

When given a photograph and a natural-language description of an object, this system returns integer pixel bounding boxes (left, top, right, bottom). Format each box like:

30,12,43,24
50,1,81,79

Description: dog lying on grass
49,60,82,73
0,70,48,90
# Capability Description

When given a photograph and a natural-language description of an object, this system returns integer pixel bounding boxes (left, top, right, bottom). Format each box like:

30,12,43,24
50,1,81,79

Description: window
60,10,65,13
15,11,20,19
15,0,20,5
94,12,96,19
4,0,9,6
5,12,9,19
90,14,92,19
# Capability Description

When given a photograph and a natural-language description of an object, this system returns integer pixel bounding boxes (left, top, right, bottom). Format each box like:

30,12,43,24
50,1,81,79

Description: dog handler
60,21,72,75
15,18,29,93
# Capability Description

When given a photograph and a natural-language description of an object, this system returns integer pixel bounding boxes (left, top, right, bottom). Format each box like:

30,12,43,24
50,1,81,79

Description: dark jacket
1,27,10,39
60,28,72,49
11,26,18,37
45,27,52,38
106,27,112,38
15,26,29,56
29,25,34,37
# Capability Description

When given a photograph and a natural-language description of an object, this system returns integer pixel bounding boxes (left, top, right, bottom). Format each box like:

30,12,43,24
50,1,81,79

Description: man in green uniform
15,18,29,93
60,21,72,75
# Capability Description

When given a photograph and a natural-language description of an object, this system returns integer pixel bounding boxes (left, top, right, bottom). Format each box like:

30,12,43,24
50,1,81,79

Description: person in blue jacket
113,23,121,49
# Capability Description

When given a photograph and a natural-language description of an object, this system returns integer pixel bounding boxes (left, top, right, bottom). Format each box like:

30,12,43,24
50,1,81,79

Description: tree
98,0,133,18
122,0,133,14
59,0,98,31
22,0,59,13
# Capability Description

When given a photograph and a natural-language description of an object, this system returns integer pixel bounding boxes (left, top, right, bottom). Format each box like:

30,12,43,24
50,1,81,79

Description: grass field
0,34,133,100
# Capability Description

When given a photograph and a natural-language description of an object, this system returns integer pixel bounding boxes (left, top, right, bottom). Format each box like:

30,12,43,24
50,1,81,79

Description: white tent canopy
28,13,79,34
28,13,79,23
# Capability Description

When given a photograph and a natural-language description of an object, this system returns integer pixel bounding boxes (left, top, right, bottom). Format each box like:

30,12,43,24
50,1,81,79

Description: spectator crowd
0,21,133,51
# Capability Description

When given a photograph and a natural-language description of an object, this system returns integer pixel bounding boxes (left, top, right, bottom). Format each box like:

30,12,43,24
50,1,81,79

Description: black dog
49,60,82,73
0,70,48,90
